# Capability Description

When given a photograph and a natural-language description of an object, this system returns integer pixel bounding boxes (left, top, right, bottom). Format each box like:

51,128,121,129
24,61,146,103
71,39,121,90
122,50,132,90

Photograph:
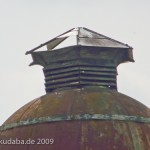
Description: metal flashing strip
0,114,150,132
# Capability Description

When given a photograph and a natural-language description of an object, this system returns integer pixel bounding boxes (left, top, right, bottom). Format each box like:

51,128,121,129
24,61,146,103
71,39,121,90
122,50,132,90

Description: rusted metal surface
0,87,150,149
3,87,150,125
0,121,150,150
0,114,150,131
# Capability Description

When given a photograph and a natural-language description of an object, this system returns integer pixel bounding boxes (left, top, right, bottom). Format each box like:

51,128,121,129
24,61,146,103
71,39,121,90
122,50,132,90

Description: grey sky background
0,0,150,125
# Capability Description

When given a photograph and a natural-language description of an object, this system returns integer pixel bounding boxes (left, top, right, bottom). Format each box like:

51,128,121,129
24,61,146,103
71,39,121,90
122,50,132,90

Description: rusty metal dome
0,27,150,150
0,88,150,149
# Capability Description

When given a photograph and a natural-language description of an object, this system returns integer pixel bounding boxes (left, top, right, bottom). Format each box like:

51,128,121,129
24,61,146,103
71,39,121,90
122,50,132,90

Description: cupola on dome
0,27,150,150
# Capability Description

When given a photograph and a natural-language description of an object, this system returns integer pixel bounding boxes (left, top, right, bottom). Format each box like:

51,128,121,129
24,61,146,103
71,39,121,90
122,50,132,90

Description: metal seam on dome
0,114,150,132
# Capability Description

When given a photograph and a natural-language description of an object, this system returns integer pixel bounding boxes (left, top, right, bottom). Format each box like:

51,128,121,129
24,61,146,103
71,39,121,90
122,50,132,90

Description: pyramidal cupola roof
26,27,132,54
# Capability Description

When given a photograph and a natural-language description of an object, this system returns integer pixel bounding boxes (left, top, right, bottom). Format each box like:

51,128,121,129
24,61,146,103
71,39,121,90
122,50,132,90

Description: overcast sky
0,0,150,125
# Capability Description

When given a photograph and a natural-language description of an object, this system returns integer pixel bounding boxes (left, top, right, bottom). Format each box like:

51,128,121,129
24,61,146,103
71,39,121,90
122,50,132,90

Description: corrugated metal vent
44,65,117,92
